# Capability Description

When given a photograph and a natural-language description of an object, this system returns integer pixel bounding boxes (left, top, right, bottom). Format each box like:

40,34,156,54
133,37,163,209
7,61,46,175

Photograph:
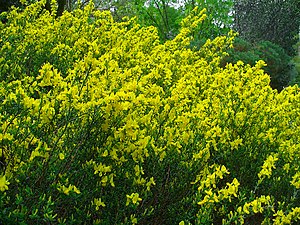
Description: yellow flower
243,203,250,214
258,154,279,180
291,172,300,189
132,193,142,204
146,177,156,191
57,184,81,195
130,214,138,224
230,138,243,150
126,193,142,206
0,175,10,192
73,185,81,194
59,153,65,160
93,198,106,210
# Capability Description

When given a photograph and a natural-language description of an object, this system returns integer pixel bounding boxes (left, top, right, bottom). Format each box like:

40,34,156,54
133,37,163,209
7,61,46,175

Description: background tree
222,38,292,91
183,0,234,41
139,0,234,42
135,0,183,40
230,0,299,90
233,0,300,56
290,34,300,86
70,0,234,42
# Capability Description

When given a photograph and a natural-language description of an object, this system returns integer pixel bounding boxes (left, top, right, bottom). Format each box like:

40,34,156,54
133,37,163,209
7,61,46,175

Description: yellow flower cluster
92,198,106,210
0,175,10,191
126,192,142,206
258,153,279,181
221,195,272,224
57,183,81,195
291,171,300,189
273,207,300,225
197,178,240,205
239,195,272,215
195,164,240,223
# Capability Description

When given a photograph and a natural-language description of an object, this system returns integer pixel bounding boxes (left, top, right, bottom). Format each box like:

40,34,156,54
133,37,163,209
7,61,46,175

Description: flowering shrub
1,1,300,224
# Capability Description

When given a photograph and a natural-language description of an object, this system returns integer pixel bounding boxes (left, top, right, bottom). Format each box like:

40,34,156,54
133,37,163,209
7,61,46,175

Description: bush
1,1,300,224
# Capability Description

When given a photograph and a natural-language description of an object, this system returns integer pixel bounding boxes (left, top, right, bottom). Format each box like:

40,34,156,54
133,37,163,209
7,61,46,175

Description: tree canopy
234,0,300,56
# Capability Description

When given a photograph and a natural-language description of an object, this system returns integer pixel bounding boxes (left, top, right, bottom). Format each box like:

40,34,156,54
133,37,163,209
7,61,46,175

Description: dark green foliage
234,0,300,56
223,38,292,91
221,38,260,66
193,0,234,39
136,2,183,41
0,0,22,23
0,0,21,13
290,41,300,86
255,41,292,91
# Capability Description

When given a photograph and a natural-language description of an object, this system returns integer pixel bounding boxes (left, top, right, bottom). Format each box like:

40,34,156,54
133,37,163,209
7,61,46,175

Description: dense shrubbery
1,1,300,224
